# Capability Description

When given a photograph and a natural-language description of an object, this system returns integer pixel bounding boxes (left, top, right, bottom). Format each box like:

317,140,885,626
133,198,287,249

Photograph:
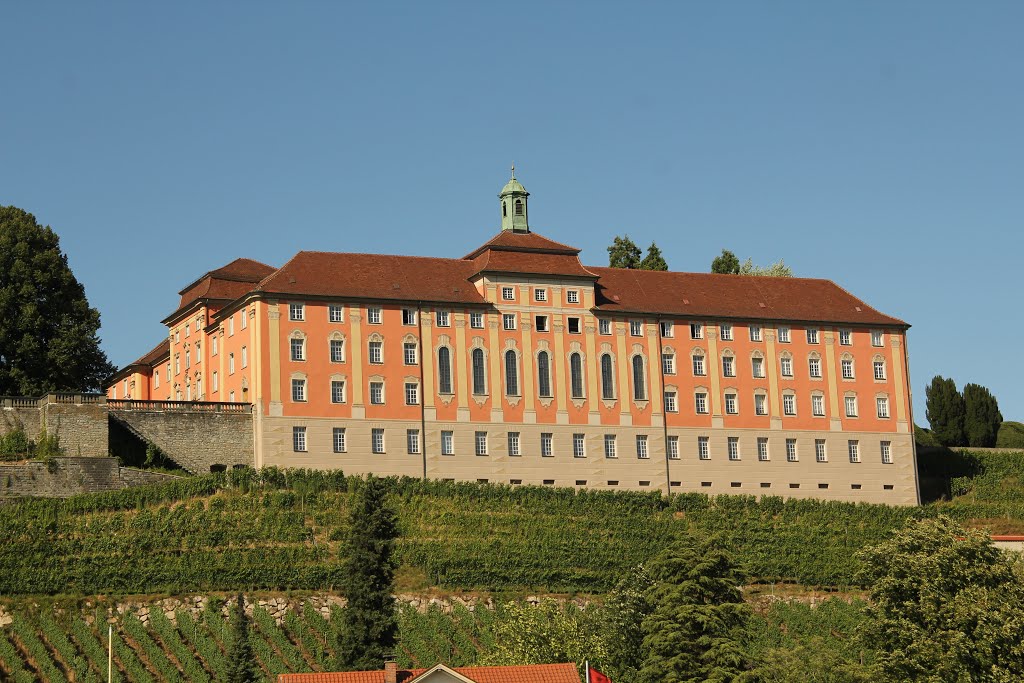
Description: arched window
437,347,453,394
502,201,507,217
472,348,486,395
515,199,523,216
570,352,584,399
537,351,552,397
505,350,519,396
632,355,646,400
601,354,615,399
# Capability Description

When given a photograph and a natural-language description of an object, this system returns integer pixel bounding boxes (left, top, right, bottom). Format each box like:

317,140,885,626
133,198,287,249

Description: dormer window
514,199,523,216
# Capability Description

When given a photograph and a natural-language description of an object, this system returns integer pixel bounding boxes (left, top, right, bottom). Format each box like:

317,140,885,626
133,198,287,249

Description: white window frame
534,288,547,302
566,290,580,304
692,354,706,376
724,393,738,415
290,337,305,362
289,303,305,321
407,429,420,454
664,391,677,413
292,426,307,452
780,357,793,377
333,427,346,453
695,392,708,414
436,310,450,327
786,438,798,462
660,321,674,338
876,396,890,419
806,328,819,344
812,394,825,417
722,355,735,377
871,330,884,347
404,342,418,366
404,382,419,406
778,326,791,343
881,440,892,464
630,320,643,337
636,435,649,459
839,329,852,346
402,308,417,326
755,393,767,416
809,357,821,378
783,393,796,416
372,428,385,454
842,358,855,380
698,436,710,460
662,353,676,375
502,286,515,301
330,380,346,404
873,360,886,381
667,436,680,460
815,439,827,462
475,431,488,456
330,339,345,363
541,433,553,457
690,322,703,339
757,437,769,461
470,312,484,329
848,440,860,463
507,431,521,456
367,307,382,325
503,314,517,331
329,305,344,323
291,378,306,402
845,395,858,417
572,433,586,458
752,357,765,378
441,430,454,455
369,381,385,405
369,340,383,365
599,319,612,335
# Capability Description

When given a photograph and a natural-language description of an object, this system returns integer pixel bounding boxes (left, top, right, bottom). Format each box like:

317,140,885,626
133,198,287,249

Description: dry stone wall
1,395,108,457
109,408,253,472
0,457,179,500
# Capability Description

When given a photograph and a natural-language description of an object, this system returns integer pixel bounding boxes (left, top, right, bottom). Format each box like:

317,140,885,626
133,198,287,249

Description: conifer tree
226,594,256,683
925,376,967,446
336,475,399,671
640,243,669,271
963,383,1002,448
608,235,642,269
638,537,750,683
711,249,740,274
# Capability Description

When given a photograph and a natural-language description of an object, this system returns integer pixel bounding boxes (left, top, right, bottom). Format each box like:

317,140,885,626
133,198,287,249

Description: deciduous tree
608,235,642,269
336,475,399,671
738,258,792,277
603,564,654,683
0,206,115,395
481,599,606,669
925,376,966,446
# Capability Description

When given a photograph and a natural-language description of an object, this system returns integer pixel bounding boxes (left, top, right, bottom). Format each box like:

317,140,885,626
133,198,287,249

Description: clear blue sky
2,2,1021,423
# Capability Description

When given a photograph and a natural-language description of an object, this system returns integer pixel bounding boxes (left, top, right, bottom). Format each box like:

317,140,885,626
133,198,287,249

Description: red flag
589,668,612,683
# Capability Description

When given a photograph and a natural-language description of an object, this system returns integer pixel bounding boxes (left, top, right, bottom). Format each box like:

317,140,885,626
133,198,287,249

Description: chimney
384,656,398,683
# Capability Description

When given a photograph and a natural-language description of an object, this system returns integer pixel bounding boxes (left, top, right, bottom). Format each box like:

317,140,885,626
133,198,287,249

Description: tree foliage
608,235,642,269
711,250,741,274
711,249,792,277
640,243,669,271
639,536,750,683
602,564,655,682
925,376,967,447
963,383,1003,448
481,599,607,669
336,476,400,671
226,594,257,683
856,516,1024,682
0,206,115,394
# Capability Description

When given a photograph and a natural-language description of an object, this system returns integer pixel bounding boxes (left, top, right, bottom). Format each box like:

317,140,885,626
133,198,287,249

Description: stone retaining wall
0,457,179,500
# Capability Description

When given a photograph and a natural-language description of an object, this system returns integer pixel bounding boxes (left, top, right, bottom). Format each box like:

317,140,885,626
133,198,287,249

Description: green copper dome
498,166,530,232
499,176,528,197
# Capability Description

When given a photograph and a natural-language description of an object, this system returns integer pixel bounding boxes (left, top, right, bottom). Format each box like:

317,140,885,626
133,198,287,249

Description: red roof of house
168,258,277,322
277,663,582,683
463,230,581,258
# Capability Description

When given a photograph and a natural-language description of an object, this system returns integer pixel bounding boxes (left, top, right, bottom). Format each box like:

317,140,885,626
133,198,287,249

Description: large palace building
108,173,919,504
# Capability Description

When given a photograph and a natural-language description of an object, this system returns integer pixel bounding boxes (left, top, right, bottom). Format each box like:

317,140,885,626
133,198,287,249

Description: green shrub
997,421,1024,449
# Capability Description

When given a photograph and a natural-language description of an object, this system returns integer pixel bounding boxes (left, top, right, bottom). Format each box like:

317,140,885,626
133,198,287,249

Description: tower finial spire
510,162,515,179
498,167,530,232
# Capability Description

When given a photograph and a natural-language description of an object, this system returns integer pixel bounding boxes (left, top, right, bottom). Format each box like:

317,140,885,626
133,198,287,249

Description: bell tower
499,164,530,232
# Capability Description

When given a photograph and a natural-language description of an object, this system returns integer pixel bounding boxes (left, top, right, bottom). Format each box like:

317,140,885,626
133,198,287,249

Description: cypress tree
226,594,256,683
638,537,750,683
925,376,966,447
963,383,1002,448
337,475,399,671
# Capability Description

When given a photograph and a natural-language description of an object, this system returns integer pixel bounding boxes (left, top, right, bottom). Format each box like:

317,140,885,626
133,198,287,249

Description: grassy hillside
2,450,1024,598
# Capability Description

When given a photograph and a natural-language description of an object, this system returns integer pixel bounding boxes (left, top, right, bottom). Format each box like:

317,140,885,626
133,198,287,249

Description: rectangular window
541,433,553,457
333,427,346,453
809,358,821,378
331,380,346,404
507,431,521,456
881,440,892,464
407,429,420,454
757,437,769,461
470,312,484,328
690,323,703,339
873,360,886,380
839,329,852,346
372,428,385,454
290,338,305,361
780,357,793,377
475,431,488,456
370,381,384,405
330,339,345,363
749,325,762,342
367,307,382,325
662,353,675,375
719,324,733,341
848,440,860,463
806,328,819,344
291,378,306,402
636,435,649,459
692,355,706,376
728,436,740,460
535,315,549,332
289,303,305,321
602,432,618,458
441,430,454,455
664,391,678,413
877,397,890,418
845,396,858,417
502,286,515,301
599,319,611,335
725,393,738,414
698,436,710,460
751,357,764,378
660,321,674,338
211,371,217,392
404,382,419,405
722,356,735,377
695,392,708,414
567,317,581,334
786,438,798,462
292,426,307,452
573,433,586,458
402,309,416,326
368,341,383,364
871,330,884,347
241,346,248,368
503,314,517,331
329,305,344,323
228,353,234,374
436,310,450,327
404,342,417,365
534,288,547,302
783,394,796,415
812,394,825,416
567,290,579,304
842,359,854,379
755,393,767,416
667,436,680,460
211,337,218,356
778,327,791,343
227,318,234,337
815,439,827,462
630,320,643,337
239,313,245,330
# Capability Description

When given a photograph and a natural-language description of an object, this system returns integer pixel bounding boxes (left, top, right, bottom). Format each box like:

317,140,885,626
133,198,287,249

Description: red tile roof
590,266,906,327
169,258,277,321
470,249,597,279
277,663,582,683
109,339,170,383
463,231,581,259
